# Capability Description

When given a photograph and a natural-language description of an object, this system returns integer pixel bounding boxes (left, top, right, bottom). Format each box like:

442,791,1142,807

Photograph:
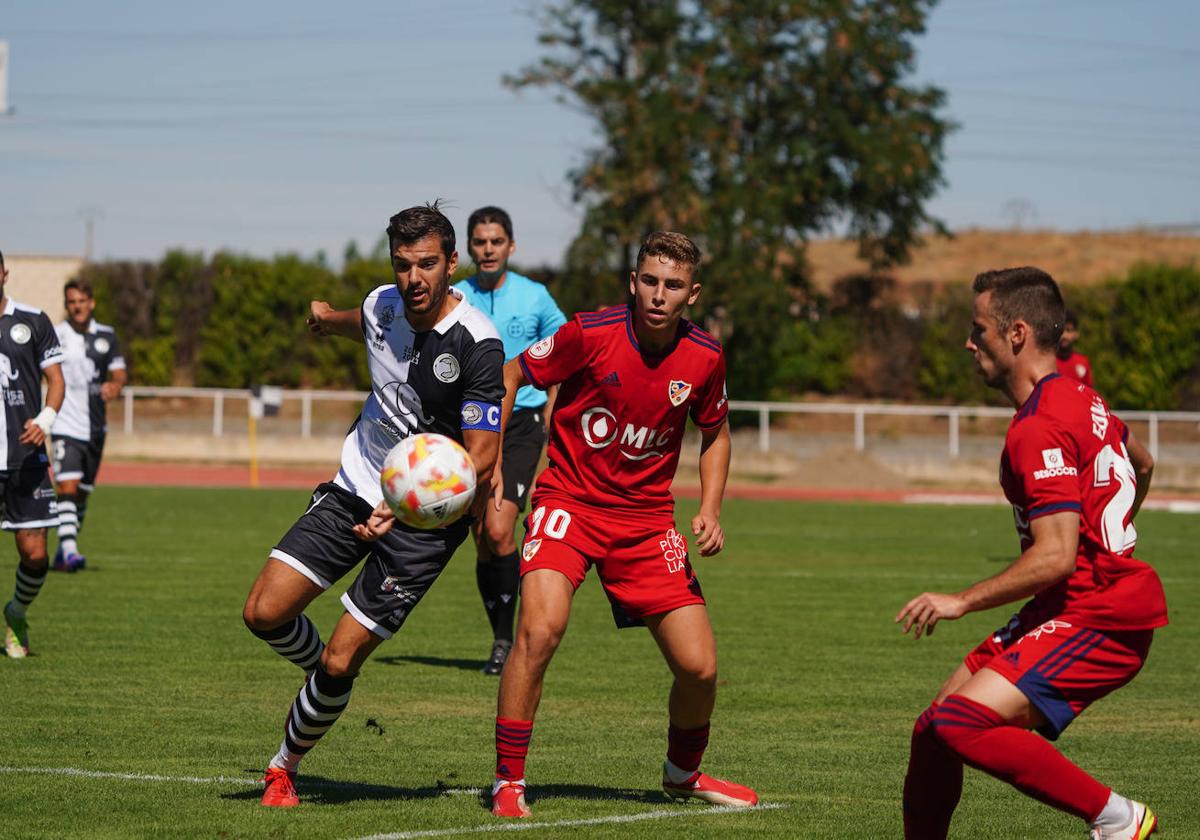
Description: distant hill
804,228,1200,289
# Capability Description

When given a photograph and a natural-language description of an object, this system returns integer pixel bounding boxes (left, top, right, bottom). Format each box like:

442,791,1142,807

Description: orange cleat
662,766,758,808
261,767,300,808
491,780,531,818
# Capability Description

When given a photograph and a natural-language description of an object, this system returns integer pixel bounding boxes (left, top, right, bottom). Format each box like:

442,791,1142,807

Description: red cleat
662,767,758,808
261,767,300,807
491,780,531,818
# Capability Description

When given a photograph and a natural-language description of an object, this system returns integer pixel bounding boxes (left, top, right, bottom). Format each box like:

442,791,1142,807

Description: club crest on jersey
433,353,460,383
10,324,31,345
527,335,553,359
668,379,692,407
378,305,395,327
523,539,542,562
93,337,111,354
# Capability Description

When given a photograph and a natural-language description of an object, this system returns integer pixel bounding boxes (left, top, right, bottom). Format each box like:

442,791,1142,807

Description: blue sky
2,1,1198,265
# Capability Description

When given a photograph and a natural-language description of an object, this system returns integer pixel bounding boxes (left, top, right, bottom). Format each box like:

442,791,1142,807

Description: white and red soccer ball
380,433,477,529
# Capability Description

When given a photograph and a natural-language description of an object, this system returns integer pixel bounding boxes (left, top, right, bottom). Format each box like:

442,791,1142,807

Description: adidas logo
1003,651,1020,666
600,371,621,386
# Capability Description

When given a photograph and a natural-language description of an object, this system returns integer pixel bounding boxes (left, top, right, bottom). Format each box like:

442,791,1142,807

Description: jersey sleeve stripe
579,312,627,329
1027,501,1082,519
518,354,546,390
694,411,729,430
685,325,722,351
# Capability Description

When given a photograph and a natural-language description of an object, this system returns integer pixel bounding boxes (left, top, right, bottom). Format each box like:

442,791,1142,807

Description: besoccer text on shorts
239,203,505,808
489,230,758,819
896,266,1165,840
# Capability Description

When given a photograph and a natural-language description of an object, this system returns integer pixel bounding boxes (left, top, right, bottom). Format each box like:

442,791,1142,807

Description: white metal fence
115,386,1200,462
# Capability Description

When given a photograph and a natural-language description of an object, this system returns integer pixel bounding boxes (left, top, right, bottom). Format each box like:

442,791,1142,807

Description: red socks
931,695,1110,822
667,722,710,773
495,717,533,782
903,703,964,840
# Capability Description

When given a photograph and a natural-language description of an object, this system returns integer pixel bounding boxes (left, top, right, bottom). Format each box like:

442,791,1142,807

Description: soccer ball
380,433,477,529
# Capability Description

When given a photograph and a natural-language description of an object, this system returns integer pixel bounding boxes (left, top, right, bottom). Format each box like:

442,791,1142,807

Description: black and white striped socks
269,665,357,772
56,498,80,556
10,564,47,616
248,614,325,672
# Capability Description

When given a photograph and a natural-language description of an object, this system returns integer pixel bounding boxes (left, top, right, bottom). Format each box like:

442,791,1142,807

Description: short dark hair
635,231,702,274
65,278,94,299
386,201,455,259
972,266,1064,350
467,206,513,240
1064,308,1078,329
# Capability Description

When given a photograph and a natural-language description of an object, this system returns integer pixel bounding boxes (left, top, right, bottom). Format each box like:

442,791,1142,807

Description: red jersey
1000,373,1167,631
1055,350,1093,387
518,306,728,512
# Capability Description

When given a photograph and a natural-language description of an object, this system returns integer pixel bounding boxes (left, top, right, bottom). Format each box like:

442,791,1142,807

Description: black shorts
270,482,470,639
501,409,547,511
1,451,60,531
52,435,105,491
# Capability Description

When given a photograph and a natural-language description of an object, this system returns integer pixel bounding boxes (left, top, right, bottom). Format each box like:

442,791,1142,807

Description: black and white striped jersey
333,285,505,507
52,319,126,443
0,298,64,470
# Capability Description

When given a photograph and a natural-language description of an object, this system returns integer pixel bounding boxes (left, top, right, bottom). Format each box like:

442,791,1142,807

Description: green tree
509,0,950,396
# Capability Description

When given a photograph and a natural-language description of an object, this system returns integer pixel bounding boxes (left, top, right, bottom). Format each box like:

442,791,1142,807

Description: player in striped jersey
49,279,127,572
0,250,66,659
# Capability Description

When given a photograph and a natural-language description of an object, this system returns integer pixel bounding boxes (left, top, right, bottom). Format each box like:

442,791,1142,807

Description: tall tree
509,0,950,396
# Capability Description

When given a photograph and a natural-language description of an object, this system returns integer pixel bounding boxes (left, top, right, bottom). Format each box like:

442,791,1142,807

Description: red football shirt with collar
518,306,728,514
1000,373,1167,631
1055,350,1093,387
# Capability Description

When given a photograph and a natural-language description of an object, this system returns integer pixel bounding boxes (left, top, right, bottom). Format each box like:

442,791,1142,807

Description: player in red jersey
1056,309,1094,386
898,267,1165,840
488,231,757,818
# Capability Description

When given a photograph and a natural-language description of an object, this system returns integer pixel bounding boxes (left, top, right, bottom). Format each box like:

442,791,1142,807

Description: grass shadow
374,654,484,672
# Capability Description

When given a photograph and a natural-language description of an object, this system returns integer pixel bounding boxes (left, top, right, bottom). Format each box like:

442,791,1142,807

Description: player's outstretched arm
692,422,731,557
1125,429,1155,519
897,510,1079,639
465,428,501,520
307,300,363,339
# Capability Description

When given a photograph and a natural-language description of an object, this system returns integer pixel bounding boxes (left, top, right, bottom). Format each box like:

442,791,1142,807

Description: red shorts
519,494,705,626
964,614,1153,739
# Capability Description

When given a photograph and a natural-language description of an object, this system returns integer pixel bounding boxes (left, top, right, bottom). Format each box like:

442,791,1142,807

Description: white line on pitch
0,766,481,794
350,803,787,840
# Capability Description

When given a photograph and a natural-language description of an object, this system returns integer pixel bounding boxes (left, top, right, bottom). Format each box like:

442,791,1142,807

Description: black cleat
482,640,512,676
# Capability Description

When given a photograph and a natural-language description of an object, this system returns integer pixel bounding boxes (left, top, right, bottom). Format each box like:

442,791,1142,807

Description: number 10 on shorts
527,505,572,540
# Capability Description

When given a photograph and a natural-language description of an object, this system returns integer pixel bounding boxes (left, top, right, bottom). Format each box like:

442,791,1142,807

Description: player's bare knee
242,593,284,632
484,520,514,553
517,620,565,662
681,661,718,690
318,646,360,680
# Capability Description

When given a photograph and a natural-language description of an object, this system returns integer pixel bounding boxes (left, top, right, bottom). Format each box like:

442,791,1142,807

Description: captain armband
461,401,502,432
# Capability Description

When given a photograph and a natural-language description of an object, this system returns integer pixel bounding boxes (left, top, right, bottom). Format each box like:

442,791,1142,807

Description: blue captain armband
461,401,502,432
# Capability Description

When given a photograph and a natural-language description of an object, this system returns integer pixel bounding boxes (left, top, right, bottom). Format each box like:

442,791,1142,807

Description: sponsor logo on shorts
380,576,420,606
1034,447,1077,480
659,528,688,574
668,379,692,407
433,353,460,383
1020,619,1072,643
10,324,31,345
527,336,553,359
1002,651,1021,666
523,538,542,562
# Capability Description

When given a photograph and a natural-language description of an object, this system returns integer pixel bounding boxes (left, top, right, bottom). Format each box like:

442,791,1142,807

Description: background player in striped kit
453,206,566,675
0,249,66,659
897,267,1164,840
49,279,126,572
240,204,504,807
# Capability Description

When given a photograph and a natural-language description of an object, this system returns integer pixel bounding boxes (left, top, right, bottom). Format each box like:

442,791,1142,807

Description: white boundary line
0,766,481,795
350,803,787,840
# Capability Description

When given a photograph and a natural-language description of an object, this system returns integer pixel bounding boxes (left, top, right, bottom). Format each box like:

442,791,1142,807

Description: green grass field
1,487,1196,839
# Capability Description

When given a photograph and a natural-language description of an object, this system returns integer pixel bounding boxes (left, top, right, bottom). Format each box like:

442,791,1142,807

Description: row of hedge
81,254,1200,410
